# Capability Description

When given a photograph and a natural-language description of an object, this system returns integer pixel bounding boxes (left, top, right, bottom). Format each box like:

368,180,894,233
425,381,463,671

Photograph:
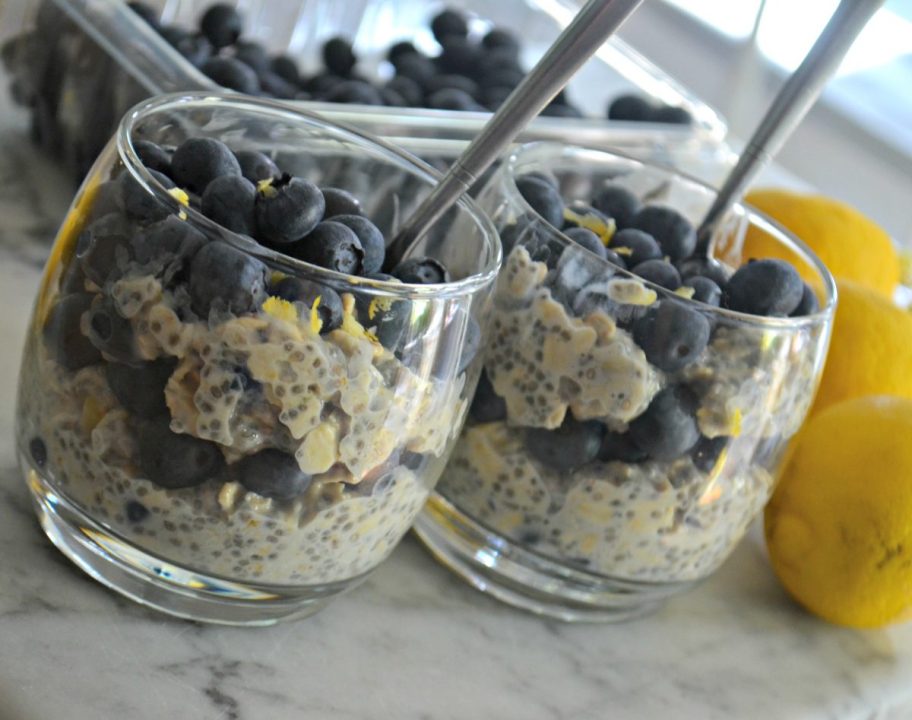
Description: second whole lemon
742,189,899,297
764,395,912,628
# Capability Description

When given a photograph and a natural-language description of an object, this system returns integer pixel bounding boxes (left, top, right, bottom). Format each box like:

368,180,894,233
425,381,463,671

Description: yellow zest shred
367,296,393,321
167,187,190,206
613,245,633,257
310,296,323,334
257,178,277,198
675,286,696,299
339,292,379,345
81,397,106,433
261,296,298,324
563,207,616,245
727,408,743,437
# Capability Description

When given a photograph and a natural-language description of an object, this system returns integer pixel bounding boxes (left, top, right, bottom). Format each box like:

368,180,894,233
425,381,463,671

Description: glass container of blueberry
415,142,836,621
15,91,500,625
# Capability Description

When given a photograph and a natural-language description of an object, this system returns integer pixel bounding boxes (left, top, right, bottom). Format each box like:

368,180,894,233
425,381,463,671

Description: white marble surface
2,89,912,720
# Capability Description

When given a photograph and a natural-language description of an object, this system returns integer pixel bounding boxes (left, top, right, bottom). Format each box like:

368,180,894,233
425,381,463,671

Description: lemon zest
261,296,298,324
727,408,743,437
675,286,696,299
613,245,633,257
310,296,323,334
167,187,190,206
563,207,616,245
257,178,277,198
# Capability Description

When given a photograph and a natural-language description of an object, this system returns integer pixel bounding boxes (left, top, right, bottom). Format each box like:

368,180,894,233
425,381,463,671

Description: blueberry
133,140,171,175
29,437,48,467
571,275,619,317
525,415,604,472
541,103,584,119
516,175,564,229
387,41,419,63
76,213,131,285
482,28,520,58
435,37,477,76
201,56,260,94
234,449,312,500
119,168,176,223
607,93,654,122
323,37,356,76
125,500,150,523
254,175,324,246
303,72,345,96
257,70,299,99
470,370,506,423
592,183,641,229
270,54,300,85
458,315,482,374
524,171,559,189
131,215,206,266
42,294,102,370
392,257,450,284
85,299,137,362
137,420,223,489
199,4,242,48
189,241,268,316
385,76,423,107
171,137,242,195
294,221,364,275
725,259,803,317
356,273,411,349
233,40,270,73
482,85,513,110
604,249,627,270
633,300,710,373
431,8,469,42
331,215,385,275
321,187,362,218
692,435,729,473
161,27,212,66
564,227,607,259
480,67,525,91
424,73,479,98
271,277,343,333
631,205,696,263
234,149,279,184
610,228,661,267
105,358,176,418
677,256,730,289
549,247,602,307
629,386,699,462
653,104,692,125
790,282,819,316
324,80,384,105
597,430,648,463
427,88,482,111
127,2,158,26
687,276,722,307
394,54,436,84
201,175,255,235
631,259,681,290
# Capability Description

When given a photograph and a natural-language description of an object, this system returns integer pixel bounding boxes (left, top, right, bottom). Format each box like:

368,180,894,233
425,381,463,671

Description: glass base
21,458,367,626
414,493,696,623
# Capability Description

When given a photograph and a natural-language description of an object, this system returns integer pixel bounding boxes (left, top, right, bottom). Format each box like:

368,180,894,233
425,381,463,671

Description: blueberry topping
254,175,325,246
435,38,478,76
29,437,48,468
257,70,298,99
431,8,469,42
653,105,692,125
357,273,411,349
119,169,176,223
562,202,610,232
592,183,641,229
270,55,301,85
131,215,206,266
321,187,363,218
631,259,681,290
324,80,384,105
189,242,268,316
482,28,520,58
161,27,212,66
692,435,729,473
631,205,696,262
392,257,450,284
128,2,159,26
423,73,479,98
125,500,150,523
676,256,729,289
42,294,102,370
86,300,137,363
607,94,654,122
133,140,171,175
387,41,419,63
725,258,803,317
516,174,564,229
427,88,481,111
525,415,604,472
385,76,423,106
331,215,385,275
105,358,176,418
323,37,357,76
170,137,242,195
292,221,364,275
394,54,436,84
628,386,700,462
137,420,223,489
687,276,722,307
470,370,507,423
790,282,819,316
633,300,710,373
271,277,343,333
233,40,270,72
234,449,312,500
199,4,242,48
610,228,661,267
201,174,255,235
201,56,260,94
564,227,607,259
76,213,131,284
603,248,627,270
597,430,648,463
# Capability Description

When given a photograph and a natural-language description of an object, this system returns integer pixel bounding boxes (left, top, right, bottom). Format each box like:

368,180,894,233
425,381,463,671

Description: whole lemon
812,278,912,415
742,189,899,297
765,395,912,628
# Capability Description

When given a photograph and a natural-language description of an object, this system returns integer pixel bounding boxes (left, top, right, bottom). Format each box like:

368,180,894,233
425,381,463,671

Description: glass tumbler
415,142,835,621
15,92,500,625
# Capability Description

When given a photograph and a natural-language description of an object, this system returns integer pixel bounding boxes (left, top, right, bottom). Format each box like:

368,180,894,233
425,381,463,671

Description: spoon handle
386,0,645,266
696,0,884,249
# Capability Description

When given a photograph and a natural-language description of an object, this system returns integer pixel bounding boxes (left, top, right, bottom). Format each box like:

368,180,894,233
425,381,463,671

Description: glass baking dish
1,0,727,180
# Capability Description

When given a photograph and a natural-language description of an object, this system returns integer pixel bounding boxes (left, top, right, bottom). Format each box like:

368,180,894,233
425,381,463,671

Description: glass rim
116,91,502,301
503,141,838,328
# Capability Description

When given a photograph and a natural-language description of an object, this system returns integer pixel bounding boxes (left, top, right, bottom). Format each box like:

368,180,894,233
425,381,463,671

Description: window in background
662,0,763,39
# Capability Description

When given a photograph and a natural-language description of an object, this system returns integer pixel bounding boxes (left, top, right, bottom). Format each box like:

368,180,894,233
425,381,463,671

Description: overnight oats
415,143,835,621
15,93,499,624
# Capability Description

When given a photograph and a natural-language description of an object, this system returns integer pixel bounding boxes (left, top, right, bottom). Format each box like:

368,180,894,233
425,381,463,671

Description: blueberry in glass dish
415,142,835,622
15,92,500,625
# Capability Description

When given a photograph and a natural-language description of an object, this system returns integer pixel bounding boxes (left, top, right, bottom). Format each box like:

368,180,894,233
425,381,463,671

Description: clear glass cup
15,92,500,625
415,142,836,622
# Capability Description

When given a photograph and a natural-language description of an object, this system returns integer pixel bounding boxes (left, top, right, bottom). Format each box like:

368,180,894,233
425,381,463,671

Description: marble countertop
2,96,912,720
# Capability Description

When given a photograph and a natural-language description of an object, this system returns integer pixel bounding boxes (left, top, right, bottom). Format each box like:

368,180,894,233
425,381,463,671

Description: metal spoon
695,0,884,255
385,0,645,267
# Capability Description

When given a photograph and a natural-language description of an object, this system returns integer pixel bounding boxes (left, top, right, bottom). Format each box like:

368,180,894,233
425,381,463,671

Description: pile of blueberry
471,170,816,472
607,93,692,125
